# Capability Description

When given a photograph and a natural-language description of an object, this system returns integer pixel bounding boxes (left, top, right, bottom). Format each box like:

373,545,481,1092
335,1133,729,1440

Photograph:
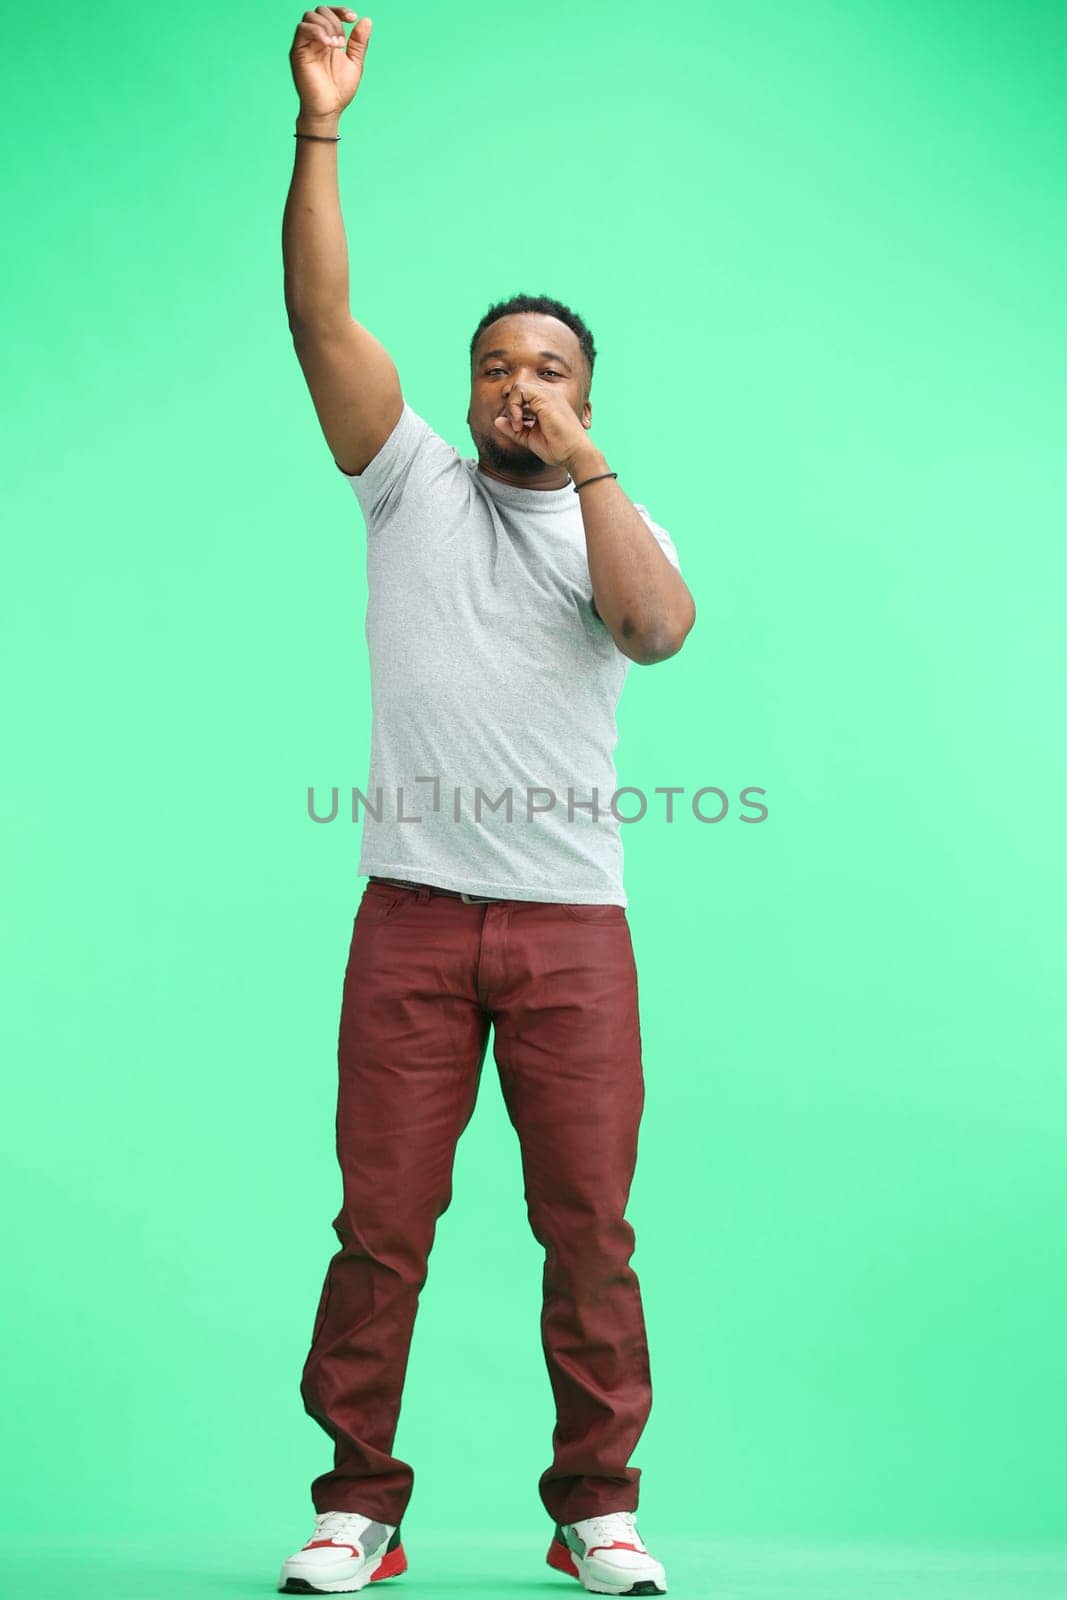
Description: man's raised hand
290,7,373,122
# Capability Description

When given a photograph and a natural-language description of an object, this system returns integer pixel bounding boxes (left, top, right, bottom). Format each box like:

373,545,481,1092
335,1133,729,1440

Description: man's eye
484,367,563,378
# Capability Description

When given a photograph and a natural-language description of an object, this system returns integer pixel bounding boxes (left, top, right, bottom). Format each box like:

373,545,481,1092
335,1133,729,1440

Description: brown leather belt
367,875,504,905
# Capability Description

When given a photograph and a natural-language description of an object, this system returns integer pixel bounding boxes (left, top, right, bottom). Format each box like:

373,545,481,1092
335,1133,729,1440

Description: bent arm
568,445,696,664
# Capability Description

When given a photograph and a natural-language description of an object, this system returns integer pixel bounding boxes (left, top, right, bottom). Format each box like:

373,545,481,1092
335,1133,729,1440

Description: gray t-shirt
338,401,682,906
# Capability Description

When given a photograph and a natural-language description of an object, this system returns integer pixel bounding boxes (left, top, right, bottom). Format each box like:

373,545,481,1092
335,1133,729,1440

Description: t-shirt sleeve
335,400,459,528
632,502,683,573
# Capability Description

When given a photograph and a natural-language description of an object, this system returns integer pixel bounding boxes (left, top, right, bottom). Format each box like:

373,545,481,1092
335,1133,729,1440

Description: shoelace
310,1510,372,1545
574,1510,643,1553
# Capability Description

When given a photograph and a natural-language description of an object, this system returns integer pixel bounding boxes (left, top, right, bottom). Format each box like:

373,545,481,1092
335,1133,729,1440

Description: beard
467,414,559,480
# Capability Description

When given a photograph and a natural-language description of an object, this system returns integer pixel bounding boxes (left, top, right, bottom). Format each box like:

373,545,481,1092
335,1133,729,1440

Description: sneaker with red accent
546,1511,667,1595
278,1510,407,1593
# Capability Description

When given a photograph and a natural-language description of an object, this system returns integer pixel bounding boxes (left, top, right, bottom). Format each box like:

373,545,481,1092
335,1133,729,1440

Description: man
278,9,696,1596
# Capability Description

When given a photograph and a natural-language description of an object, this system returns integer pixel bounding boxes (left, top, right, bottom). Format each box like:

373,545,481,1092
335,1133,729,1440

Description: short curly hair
469,292,597,395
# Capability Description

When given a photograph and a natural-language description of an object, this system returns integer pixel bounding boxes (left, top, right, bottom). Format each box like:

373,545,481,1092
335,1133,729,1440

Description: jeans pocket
559,902,627,923
357,883,412,925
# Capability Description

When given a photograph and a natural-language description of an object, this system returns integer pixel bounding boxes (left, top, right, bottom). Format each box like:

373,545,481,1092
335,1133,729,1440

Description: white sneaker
278,1510,407,1594
547,1510,667,1595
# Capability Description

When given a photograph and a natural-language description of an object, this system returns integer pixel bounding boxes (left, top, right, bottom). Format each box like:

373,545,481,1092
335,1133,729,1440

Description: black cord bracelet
295,132,341,141
573,471,618,493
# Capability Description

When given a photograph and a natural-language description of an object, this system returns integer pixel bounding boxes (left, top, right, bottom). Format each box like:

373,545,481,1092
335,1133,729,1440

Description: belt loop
415,883,432,902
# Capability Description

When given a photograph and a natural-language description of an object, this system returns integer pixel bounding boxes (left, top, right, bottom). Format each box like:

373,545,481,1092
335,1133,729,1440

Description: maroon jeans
299,877,652,1528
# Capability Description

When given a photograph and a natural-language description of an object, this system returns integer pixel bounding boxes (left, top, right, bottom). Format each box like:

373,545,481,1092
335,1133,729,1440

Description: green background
3,0,1066,1594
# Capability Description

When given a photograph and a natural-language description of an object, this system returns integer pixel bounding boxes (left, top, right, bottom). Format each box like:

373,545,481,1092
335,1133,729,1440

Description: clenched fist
290,6,373,121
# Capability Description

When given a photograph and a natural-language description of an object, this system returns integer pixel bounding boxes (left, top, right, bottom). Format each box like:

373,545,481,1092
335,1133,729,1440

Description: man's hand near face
493,379,592,474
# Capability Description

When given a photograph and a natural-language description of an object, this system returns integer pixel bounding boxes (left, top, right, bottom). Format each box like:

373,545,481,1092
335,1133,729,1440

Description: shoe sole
546,1535,667,1596
279,1540,408,1593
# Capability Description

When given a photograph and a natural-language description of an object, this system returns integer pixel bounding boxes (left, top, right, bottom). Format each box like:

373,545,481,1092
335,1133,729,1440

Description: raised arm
283,7,402,476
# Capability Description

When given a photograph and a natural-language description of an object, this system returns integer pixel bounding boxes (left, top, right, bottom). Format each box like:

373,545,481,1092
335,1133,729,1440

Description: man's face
466,312,592,481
